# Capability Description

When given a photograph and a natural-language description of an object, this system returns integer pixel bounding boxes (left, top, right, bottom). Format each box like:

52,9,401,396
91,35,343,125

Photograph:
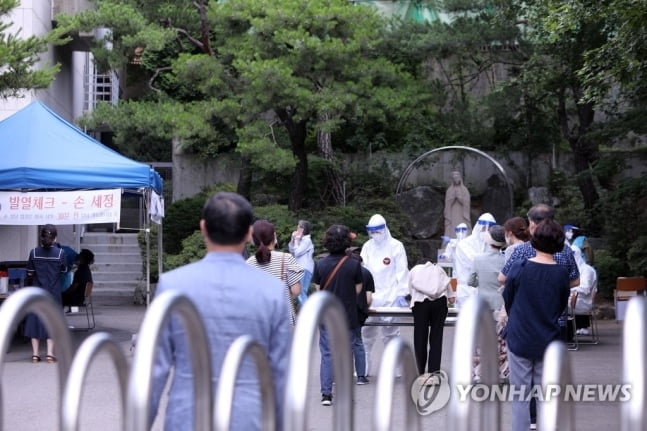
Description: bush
598,176,647,280
594,249,628,299
138,223,161,283
163,196,203,254
164,231,206,271
253,205,298,251
163,196,421,271
163,184,236,254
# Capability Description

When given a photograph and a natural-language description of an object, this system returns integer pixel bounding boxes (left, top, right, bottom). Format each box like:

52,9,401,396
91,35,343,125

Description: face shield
475,219,496,232
366,223,387,243
475,218,496,243
455,225,468,240
564,224,579,241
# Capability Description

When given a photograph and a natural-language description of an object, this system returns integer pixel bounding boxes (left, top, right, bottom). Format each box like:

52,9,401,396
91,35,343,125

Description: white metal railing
0,288,642,429
449,295,501,430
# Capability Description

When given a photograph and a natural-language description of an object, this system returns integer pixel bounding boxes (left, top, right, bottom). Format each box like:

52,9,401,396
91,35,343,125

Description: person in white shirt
570,245,598,335
289,220,315,307
409,259,456,376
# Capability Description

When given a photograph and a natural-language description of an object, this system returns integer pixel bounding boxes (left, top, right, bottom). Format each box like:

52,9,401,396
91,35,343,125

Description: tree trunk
557,89,600,209
236,155,252,200
276,108,308,211
317,114,345,205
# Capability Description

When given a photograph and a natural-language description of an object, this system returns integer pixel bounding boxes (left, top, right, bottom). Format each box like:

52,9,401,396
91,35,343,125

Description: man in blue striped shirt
498,204,580,287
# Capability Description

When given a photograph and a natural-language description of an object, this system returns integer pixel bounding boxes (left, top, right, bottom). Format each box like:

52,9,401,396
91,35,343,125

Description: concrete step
79,232,145,302
92,285,138,298
81,232,140,245
91,261,142,272
85,244,141,254
90,253,142,265
93,271,143,283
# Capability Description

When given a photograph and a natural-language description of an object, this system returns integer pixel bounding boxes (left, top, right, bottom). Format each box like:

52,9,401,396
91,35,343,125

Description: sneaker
356,376,369,385
321,394,332,406
530,423,537,430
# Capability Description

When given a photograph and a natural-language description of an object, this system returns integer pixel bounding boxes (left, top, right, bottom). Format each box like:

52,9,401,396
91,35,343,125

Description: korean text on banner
0,189,122,225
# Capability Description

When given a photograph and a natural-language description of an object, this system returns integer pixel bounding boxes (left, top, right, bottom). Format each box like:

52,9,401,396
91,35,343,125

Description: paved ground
0,296,625,430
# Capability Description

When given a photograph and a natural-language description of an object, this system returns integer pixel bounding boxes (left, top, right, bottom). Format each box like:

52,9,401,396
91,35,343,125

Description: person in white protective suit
360,214,410,376
454,213,496,309
440,223,469,263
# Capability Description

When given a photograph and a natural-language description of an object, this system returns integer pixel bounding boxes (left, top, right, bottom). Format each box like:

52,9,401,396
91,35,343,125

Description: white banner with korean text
0,189,122,225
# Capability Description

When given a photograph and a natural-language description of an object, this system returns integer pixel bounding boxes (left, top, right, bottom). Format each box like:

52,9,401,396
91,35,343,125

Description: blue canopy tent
0,101,164,304
0,101,162,193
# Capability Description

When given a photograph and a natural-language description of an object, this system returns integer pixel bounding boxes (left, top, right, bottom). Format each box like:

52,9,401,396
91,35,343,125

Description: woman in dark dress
24,224,67,363
62,248,94,308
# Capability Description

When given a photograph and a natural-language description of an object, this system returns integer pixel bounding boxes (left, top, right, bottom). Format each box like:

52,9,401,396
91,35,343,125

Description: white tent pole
157,220,163,300
144,190,151,308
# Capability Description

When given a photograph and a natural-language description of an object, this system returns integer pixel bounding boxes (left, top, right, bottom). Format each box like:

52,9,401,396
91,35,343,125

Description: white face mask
455,230,467,240
369,230,386,243
565,231,573,241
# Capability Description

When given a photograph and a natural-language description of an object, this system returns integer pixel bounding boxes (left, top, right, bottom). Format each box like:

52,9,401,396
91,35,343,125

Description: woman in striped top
247,219,303,325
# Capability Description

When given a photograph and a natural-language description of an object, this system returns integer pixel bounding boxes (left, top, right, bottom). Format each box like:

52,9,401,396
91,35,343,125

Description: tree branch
175,27,206,51
148,66,172,92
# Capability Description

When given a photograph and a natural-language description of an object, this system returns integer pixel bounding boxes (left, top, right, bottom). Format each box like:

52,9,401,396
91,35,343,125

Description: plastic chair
614,277,646,322
69,282,95,330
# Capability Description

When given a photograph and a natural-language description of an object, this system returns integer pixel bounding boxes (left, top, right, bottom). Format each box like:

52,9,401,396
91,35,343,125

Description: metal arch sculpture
126,290,213,431
540,341,575,431
0,288,74,431
395,145,514,215
214,335,276,431
449,295,501,431
622,297,647,431
284,291,354,431
61,332,129,431
373,337,420,431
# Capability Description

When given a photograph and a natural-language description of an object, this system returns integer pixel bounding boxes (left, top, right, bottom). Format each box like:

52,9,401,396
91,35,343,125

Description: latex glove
395,296,409,307
441,235,451,243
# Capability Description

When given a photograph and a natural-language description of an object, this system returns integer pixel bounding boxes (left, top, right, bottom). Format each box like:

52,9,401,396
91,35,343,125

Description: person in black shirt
313,225,363,406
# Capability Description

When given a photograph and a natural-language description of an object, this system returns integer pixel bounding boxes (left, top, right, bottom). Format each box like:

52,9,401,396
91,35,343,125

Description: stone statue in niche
444,171,471,238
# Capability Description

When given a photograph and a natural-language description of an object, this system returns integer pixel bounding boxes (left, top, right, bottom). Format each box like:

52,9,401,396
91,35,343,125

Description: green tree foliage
0,0,61,97
55,0,432,210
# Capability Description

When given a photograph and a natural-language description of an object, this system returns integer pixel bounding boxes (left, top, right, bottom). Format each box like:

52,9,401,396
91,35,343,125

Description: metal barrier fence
0,288,644,429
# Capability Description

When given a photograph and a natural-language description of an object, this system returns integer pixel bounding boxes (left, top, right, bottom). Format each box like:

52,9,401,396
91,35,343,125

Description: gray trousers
508,350,543,431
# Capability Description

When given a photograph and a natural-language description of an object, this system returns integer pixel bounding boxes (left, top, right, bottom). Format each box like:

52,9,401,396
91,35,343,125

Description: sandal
46,355,57,364
31,355,41,363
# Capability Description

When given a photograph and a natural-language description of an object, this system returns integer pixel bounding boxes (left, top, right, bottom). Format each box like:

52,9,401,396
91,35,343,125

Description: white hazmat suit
441,222,469,263
570,245,597,314
454,213,496,309
360,214,409,376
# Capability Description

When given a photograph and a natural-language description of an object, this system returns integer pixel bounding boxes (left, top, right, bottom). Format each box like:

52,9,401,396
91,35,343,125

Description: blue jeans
351,327,367,378
297,270,312,307
508,350,543,431
319,327,365,395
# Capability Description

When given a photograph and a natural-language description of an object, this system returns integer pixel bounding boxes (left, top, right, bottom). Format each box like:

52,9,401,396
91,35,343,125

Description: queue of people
24,191,596,430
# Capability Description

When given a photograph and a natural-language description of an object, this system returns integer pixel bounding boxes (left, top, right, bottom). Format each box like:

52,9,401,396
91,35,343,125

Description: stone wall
171,147,645,204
